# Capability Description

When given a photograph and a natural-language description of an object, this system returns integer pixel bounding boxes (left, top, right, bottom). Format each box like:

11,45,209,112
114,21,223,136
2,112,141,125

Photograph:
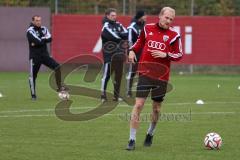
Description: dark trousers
126,62,138,96
101,56,124,99
29,55,61,97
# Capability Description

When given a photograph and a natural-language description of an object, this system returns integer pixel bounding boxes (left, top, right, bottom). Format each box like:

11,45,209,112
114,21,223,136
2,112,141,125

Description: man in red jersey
126,7,183,151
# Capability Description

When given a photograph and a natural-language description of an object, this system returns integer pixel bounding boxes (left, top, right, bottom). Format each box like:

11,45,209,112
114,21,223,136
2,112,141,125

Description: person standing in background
27,15,66,100
101,8,128,102
126,10,147,97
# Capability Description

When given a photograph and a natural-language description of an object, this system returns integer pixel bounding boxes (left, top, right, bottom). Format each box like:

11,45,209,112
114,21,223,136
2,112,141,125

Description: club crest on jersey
163,35,169,42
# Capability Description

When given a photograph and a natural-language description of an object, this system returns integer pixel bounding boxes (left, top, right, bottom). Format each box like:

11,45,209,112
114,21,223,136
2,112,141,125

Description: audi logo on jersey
93,26,192,55
147,40,166,50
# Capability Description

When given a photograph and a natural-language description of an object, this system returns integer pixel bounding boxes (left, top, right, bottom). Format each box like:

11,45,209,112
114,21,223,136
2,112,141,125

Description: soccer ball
204,132,222,150
58,90,70,100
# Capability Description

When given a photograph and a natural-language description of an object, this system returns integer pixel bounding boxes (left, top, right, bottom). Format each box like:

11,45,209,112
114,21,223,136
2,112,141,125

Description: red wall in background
52,15,240,65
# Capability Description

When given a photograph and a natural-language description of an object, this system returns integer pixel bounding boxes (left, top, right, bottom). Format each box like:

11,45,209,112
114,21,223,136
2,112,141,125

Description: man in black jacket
126,10,146,97
101,8,128,102
26,15,64,100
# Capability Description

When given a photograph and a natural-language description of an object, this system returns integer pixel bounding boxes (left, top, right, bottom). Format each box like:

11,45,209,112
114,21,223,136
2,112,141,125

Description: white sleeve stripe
45,28,51,39
128,27,138,34
128,29,133,47
105,27,121,39
143,26,147,38
130,26,146,50
101,26,105,31
42,27,51,38
102,22,121,39
26,27,34,32
121,24,128,33
168,39,183,58
168,52,183,58
178,38,183,53
101,22,109,31
29,30,41,41
127,22,136,29
127,22,138,34
170,34,180,44
131,27,138,34
42,27,47,34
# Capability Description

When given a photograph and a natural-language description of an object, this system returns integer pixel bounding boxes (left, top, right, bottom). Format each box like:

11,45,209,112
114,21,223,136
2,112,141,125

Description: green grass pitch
0,71,240,160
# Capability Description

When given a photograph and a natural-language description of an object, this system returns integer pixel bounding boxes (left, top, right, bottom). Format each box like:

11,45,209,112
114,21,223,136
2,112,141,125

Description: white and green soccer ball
204,132,222,150
58,90,70,100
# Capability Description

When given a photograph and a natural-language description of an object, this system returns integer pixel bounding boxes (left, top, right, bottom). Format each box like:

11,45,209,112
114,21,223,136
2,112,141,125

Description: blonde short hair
159,7,175,16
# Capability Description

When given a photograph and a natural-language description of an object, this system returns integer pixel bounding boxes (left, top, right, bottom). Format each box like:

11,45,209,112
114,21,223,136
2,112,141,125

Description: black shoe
101,95,107,102
126,139,135,151
31,95,37,101
144,134,153,147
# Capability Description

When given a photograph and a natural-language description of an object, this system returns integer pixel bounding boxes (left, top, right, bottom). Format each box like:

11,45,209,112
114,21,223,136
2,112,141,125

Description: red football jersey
131,23,183,81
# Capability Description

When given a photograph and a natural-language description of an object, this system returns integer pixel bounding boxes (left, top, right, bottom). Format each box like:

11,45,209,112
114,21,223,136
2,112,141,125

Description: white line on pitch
0,111,238,118
0,101,240,114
